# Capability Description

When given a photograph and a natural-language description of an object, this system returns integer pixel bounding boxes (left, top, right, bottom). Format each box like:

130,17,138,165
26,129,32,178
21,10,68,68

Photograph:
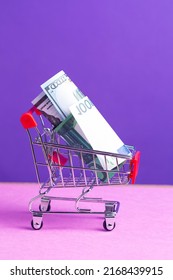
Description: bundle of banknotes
32,70,131,180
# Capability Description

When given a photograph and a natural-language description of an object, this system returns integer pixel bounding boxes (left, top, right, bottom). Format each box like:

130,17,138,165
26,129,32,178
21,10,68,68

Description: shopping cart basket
20,107,140,231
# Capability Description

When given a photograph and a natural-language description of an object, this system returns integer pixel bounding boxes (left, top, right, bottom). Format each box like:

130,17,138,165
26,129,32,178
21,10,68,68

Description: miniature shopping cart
20,107,140,231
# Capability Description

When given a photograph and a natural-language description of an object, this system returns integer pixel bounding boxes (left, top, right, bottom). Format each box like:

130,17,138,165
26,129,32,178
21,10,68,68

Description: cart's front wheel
31,219,43,230
103,220,116,231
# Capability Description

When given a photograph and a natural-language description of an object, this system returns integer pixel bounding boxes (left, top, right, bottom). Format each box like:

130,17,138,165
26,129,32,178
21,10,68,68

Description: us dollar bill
32,91,61,127
40,70,84,121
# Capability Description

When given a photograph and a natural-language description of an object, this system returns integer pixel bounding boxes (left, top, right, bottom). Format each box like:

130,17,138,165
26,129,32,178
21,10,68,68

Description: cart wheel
31,219,43,230
103,220,116,231
39,201,51,212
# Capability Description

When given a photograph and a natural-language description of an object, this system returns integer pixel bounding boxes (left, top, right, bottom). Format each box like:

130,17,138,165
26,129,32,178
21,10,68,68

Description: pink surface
0,183,173,260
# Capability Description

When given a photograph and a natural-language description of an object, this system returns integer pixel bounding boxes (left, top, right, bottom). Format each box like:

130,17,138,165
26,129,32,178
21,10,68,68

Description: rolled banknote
54,113,111,182
40,70,131,180
41,70,84,120
32,91,61,127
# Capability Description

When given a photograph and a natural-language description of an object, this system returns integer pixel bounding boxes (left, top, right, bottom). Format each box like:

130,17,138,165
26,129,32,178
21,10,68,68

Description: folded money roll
41,70,84,120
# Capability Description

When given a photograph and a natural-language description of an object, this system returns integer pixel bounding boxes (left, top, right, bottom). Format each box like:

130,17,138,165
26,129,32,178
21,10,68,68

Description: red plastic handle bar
20,107,41,129
129,151,141,184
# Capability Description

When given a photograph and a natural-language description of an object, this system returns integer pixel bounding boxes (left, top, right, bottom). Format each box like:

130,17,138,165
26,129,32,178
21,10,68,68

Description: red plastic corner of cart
34,108,42,115
48,151,68,166
20,112,37,129
27,106,42,115
129,151,141,184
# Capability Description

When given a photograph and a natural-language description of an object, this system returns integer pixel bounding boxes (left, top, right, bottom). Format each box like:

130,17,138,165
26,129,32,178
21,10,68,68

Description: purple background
0,0,173,184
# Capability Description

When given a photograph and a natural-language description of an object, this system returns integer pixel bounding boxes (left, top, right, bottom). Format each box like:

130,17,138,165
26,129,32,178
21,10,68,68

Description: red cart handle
129,151,141,184
20,107,41,129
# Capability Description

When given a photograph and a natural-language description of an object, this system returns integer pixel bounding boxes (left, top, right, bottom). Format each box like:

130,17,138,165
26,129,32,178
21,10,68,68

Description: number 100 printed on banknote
69,96,131,170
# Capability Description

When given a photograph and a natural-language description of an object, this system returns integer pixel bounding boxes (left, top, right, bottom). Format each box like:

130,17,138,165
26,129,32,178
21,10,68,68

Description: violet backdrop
0,0,173,184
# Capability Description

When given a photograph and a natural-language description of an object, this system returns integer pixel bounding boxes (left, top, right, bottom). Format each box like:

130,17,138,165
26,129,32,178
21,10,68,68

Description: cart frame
20,107,140,231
